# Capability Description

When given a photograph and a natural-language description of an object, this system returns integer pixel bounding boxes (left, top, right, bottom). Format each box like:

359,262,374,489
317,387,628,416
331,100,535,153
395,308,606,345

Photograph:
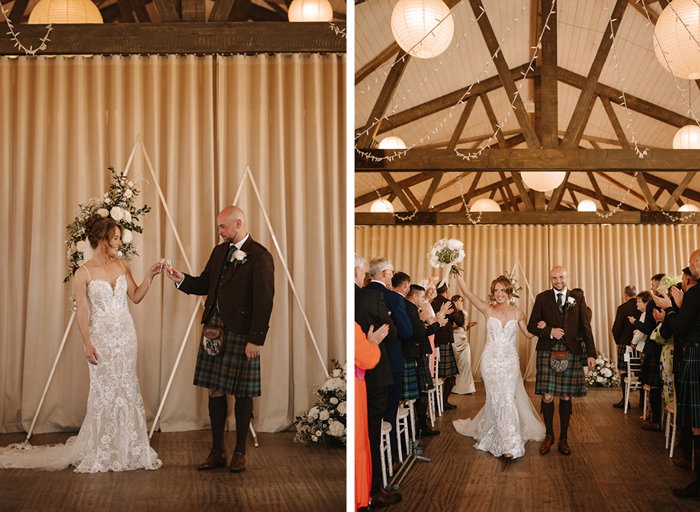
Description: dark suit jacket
635,300,662,356
365,281,412,374
527,288,596,357
178,236,274,346
612,298,641,346
660,284,700,371
355,284,395,389
432,294,464,345
403,299,441,360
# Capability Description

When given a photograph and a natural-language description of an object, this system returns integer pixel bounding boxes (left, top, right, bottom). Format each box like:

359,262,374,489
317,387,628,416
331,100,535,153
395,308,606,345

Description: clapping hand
368,324,390,345
628,316,635,324
437,301,453,318
653,293,672,310
670,286,684,309
653,308,666,323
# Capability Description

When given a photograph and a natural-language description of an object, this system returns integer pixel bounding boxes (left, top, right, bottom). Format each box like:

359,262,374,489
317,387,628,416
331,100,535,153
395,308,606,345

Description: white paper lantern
679,203,700,212
470,198,501,212
520,172,566,192
391,0,454,59
288,0,333,22
370,199,395,213
29,0,103,24
673,125,700,148
378,136,407,149
577,199,597,212
654,0,700,79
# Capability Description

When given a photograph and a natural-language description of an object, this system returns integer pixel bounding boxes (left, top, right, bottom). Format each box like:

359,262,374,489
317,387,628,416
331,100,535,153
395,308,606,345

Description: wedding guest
571,288,592,366
451,295,477,395
629,291,652,350
422,284,438,376
612,285,640,408
432,283,462,410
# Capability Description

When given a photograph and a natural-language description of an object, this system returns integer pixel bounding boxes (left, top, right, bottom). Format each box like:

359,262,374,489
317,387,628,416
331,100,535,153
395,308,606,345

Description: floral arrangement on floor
503,270,523,306
294,360,347,446
64,167,150,283
428,238,465,281
585,353,621,388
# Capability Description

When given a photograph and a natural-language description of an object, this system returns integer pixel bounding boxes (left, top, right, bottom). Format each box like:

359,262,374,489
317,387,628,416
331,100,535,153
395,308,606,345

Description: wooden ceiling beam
420,173,444,211
572,92,597,148
247,4,287,21
595,172,646,203
628,171,700,203
355,172,435,207
447,96,478,150
404,187,422,210
654,187,665,201
355,44,400,86
587,171,610,211
152,0,180,21
569,188,579,208
8,0,29,24
481,93,507,148
208,0,235,21
662,171,697,210
600,95,631,149
546,172,571,211
539,0,558,149
511,171,534,210
629,0,659,24
432,173,510,212
636,172,660,211
129,0,153,22
568,182,636,211
117,0,137,22
381,172,415,212
499,171,519,211
0,22,346,54
562,0,628,148
228,0,252,21
469,0,539,148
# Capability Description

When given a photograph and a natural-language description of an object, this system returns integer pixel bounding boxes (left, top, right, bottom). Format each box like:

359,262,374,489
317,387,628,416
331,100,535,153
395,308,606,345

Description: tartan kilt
640,353,662,388
616,344,628,371
678,347,700,428
193,310,261,397
415,354,433,392
535,340,587,397
401,359,419,401
437,343,459,379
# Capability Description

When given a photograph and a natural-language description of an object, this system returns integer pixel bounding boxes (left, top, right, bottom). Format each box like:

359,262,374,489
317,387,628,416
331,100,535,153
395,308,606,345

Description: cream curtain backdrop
355,224,700,380
0,53,345,434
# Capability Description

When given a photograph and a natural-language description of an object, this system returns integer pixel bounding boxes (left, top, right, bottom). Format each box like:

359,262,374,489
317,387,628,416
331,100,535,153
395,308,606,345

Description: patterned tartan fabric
193,310,261,397
678,347,700,428
415,354,433,392
535,339,587,397
437,343,459,379
640,353,662,389
616,344,628,371
401,359,419,401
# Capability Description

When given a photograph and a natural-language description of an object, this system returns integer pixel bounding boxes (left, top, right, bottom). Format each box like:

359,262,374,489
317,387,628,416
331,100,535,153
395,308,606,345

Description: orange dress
355,322,381,511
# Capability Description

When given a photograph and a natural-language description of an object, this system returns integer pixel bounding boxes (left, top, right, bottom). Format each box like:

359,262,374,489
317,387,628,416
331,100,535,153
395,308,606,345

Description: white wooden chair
396,405,411,463
427,385,436,427
665,380,678,458
624,346,643,414
433,346,444,417
400,399,417,445
379,420,393,489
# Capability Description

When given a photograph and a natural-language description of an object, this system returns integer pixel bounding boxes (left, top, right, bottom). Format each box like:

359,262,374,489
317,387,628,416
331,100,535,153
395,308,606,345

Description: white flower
596,358,604,366
337,401,346,415
96,208,109,217
329,420,344,437
76,240,86,252
128,181,134,187
319,410,330,421
123,210,132,223
308,406,319,419
596,376,604,383
234,250,246,261
329,397,338,405
567,297,575,304
315,430,322,437
447,239,461,250
122,230,133,244
322,378,346,392
124,189,133,199
311,435,317,442
601,368,612,378
105,198,111,205
110,207,124,221
331,369,341,378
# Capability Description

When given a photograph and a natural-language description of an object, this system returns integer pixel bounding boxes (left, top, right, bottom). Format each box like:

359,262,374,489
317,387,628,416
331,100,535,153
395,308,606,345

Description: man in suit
167,206,274,473
366,259,412,470
612,285,641,408
431,283,461,410
527,266,596,456
354,253,401,508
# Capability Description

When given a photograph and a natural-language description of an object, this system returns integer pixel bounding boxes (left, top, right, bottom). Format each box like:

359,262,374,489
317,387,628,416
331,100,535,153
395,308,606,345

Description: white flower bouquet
428,238,465,284
504,270,522,306
64,167,150,282
585,353,621,388
294,359,347,446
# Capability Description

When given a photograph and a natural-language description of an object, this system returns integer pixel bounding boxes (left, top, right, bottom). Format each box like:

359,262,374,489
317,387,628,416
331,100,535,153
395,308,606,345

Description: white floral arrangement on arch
503,271,523,306
294,360,347,447
585,353,620,388
64,167,150,283
428,238,465,279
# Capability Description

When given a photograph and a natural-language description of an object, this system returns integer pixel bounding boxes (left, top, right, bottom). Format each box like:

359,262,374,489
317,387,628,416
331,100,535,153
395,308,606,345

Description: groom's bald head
550,266,569,292
217,206,247,244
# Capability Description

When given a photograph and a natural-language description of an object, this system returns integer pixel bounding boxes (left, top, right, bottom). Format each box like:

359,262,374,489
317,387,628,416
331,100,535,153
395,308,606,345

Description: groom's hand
166,267,184,283
587,357,595,370
550,328,565,339
245,342,260,361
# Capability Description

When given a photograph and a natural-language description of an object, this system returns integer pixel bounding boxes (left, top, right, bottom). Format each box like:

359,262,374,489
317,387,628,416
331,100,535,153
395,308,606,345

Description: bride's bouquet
585,353,620,388
428,238,465,286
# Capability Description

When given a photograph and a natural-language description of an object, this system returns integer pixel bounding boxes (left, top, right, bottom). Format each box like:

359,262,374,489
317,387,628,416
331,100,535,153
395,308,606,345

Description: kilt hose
194,310,261,397
679,346,700,428
535,339,587,397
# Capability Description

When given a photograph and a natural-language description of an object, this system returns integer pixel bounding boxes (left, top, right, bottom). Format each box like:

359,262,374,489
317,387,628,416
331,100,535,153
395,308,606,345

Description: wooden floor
0,429,345,512
390,383,700,512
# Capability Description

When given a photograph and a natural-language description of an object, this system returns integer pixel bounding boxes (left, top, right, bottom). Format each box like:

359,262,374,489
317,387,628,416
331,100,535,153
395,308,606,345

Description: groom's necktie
224,244,237,270
557,292,564,313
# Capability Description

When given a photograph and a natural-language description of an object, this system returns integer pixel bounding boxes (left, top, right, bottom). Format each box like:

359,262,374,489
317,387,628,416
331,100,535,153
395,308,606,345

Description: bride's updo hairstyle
488,275,514,303
84,213,123,249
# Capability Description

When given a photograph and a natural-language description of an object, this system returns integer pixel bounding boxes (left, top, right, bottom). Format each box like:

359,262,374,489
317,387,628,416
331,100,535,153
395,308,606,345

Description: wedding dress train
453,313,544,459
0,273,161,472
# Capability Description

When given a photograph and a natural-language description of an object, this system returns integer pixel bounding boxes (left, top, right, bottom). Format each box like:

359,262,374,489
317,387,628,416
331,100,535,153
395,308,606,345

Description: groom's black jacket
403,299,440,359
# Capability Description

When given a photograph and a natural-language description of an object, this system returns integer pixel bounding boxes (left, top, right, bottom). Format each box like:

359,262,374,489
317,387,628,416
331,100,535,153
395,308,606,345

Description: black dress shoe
673,480,700,500
370,489,402,508
443,402,457,411
417,426,440,437
613,399,624,408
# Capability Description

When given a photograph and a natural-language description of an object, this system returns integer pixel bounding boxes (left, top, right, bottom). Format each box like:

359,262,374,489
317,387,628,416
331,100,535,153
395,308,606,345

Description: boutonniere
565,297,576,310
232,250,247,268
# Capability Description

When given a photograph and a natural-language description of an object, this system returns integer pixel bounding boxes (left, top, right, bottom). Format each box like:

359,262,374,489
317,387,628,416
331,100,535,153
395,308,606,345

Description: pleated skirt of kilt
640,353,662,388
401,359,419,401
678,347,700,428
616,344,628,371
415,354,433,392
193,310,261,397
535,340,587,397
437,343,459,379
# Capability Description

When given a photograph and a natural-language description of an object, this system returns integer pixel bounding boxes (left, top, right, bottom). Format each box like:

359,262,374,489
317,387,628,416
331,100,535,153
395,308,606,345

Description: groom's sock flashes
234,397,254,455
541,398,555,438
209,395,228,453
559,399,572,440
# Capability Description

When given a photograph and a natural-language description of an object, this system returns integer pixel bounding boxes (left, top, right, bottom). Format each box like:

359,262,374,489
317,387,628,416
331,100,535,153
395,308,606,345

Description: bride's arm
125,261,161,304
455,274,489,316
74,267,98,365
517,309,536,339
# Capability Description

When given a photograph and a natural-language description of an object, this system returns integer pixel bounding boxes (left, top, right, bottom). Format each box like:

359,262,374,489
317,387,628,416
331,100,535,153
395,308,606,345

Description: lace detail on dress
0,274,161,472
453,314,545,459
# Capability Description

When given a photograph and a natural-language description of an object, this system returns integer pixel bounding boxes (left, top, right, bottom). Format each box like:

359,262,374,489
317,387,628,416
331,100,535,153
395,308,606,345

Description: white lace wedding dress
0,272,162,472
453,311,545,459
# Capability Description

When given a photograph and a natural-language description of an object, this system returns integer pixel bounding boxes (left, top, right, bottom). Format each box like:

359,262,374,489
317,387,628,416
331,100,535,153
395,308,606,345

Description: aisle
390,382,700,512
0,430,345,512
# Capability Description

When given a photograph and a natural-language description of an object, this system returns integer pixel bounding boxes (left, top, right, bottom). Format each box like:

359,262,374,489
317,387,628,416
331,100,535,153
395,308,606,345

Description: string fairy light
1,5,52,55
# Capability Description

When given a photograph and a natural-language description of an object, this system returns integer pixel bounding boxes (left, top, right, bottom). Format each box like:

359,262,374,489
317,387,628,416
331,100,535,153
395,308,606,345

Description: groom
167,205,274,472
527,266,596,456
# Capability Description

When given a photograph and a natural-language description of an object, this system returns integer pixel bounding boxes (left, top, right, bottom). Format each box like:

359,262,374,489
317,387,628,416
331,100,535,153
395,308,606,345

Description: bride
452,274,545,459
0,214,162,472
